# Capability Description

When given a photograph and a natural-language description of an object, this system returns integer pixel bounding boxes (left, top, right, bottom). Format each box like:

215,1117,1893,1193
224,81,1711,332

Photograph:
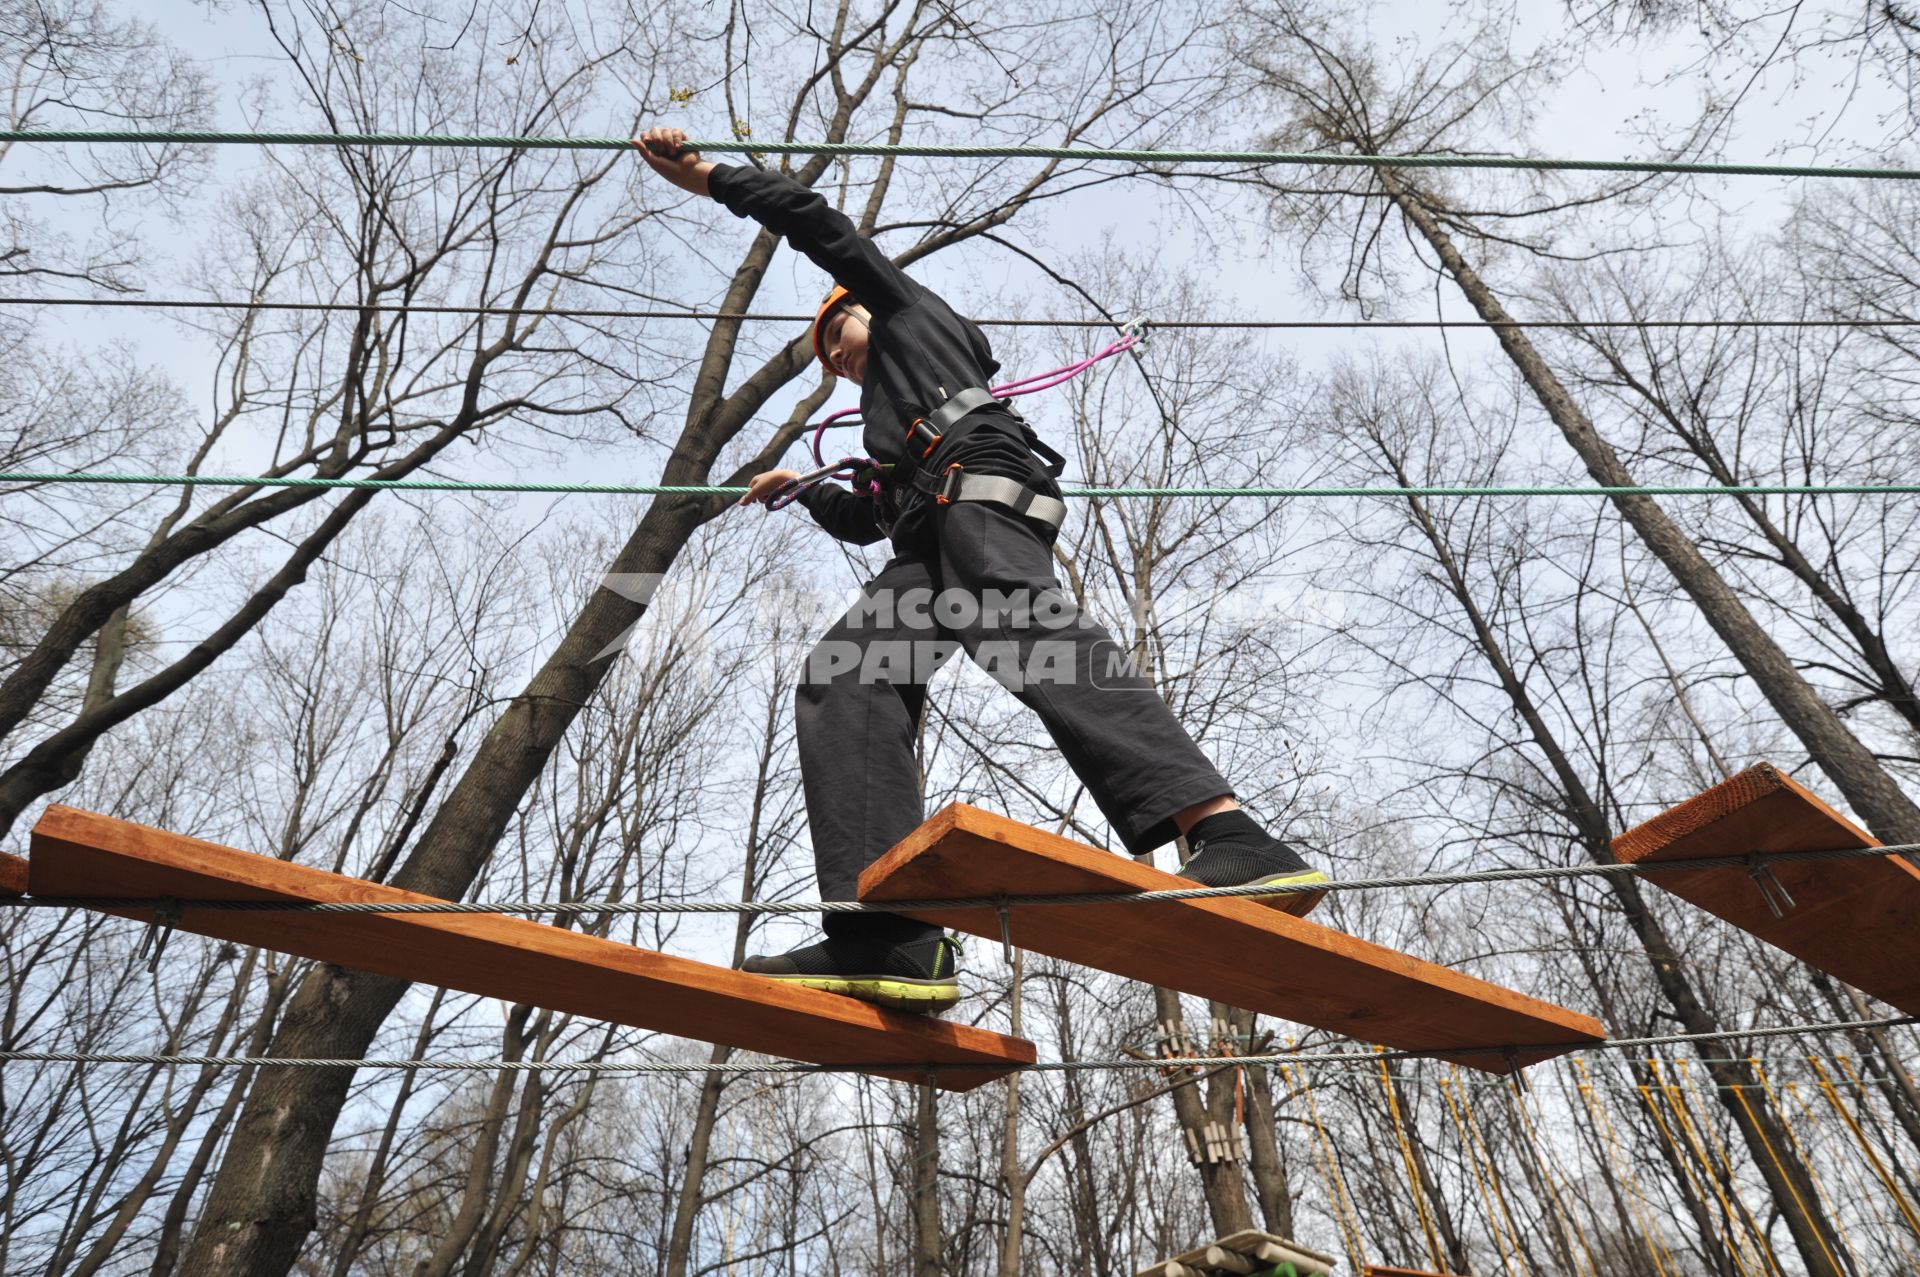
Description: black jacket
708,163,1042,548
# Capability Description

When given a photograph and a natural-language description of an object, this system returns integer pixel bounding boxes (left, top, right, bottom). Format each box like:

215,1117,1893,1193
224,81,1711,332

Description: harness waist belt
933,469,1067,531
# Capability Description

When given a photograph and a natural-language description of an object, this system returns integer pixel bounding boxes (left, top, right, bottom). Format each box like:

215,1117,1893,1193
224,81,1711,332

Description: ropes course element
1808,1057,1920,1237
1451,1067,1528,1275
1,295,1915,328
5,842,1907,918
1798,1065,1920,1261
1512,1074,1602,1277
1674,1061,1783,1277
1,1015,1911,1076
11,472,1920,501
2,130,1917,180
1636,1072,1761,1277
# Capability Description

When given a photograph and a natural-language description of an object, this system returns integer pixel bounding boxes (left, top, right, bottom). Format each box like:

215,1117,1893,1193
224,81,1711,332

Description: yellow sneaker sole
1245,868,1331,919
774,975,962,1014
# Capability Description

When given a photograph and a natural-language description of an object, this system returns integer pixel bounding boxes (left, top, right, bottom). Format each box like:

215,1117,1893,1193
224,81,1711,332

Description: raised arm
635,127,920,316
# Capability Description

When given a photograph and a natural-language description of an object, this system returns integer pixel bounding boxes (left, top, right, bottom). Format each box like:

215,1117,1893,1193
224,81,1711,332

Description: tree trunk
911,1083,944,1277
1150,986,1255,1237
1240,1051,1296,1238
324,988,448,1277
1379,169,1920,847
1577,338,1920,740
663,1042,734,1277
174,383,812,1275
414,1005,535,1277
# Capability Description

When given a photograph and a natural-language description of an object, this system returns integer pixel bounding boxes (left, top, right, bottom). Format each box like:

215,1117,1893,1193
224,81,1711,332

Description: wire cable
2,295,1913,330
3,130,1918,180
4,842,1908,918
0,1015,1910,1077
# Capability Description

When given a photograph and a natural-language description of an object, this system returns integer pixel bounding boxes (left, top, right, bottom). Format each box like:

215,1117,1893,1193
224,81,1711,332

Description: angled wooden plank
858,805,1605,1074
1611,761,1920,1015
28,805,1033,1091
0,850,24,896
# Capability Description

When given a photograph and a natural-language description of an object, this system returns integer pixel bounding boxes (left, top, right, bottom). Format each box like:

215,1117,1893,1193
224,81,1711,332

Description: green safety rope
5,472,1919,499
2,130,1916,180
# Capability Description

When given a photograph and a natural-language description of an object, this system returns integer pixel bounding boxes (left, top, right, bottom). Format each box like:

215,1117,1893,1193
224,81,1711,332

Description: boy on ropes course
637,127,1328,1013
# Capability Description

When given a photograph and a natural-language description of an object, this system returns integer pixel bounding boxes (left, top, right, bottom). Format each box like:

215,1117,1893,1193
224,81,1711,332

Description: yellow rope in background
1810,1057,1920,1240
1729,1062,1854,1276
1442,1068,1525,1277
1461,1066,1540,1273
1667,1061,1782,1277
1377,1051,1447,1272
1507,1073,1600,1277
1574,1059,1675,1277
1289,1058,1369,1273
1639,1076,1758,1277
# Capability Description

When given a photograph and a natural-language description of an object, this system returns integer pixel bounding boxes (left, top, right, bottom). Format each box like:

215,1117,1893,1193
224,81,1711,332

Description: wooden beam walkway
1612,762,1920,1016
25,805,1035,1091
859,805,1606,1074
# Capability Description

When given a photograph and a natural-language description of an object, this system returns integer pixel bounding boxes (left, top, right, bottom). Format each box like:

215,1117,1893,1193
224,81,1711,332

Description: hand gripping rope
765,455,888,512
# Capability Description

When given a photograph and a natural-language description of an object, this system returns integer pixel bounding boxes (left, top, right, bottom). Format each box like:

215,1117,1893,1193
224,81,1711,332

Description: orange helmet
811,285,857,373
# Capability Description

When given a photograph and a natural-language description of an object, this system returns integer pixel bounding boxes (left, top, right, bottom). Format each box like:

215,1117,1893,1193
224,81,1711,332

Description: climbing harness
772,319,1146,528
923,464,1068,531
903,384,1001,461
805,319,1147,467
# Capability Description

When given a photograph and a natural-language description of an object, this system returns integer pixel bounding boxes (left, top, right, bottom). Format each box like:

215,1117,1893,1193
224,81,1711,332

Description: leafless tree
173,0,1248,1268
1236,0,1920,850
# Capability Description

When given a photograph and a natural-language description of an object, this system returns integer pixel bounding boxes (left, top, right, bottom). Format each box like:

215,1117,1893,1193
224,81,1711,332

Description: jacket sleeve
796,481,887,546
708,163,922,317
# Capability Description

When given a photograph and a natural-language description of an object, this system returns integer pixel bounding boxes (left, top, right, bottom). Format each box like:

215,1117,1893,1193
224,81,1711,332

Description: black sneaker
1177,810,1330,919
741,927,963,1014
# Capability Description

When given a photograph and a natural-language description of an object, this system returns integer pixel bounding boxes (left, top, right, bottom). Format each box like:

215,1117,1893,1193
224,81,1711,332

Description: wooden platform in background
0,850,24,896
27,804,1034,1091
1612,762,1920,1015
858,805,1606,1074
1134,1230,1337,1277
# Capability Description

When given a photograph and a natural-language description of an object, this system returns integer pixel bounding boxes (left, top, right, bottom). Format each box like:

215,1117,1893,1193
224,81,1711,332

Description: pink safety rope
806,326,1144,466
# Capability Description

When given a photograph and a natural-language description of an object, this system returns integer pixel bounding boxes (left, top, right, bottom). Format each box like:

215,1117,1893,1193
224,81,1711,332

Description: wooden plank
1611,761,1920,1015
0,850,25,896
27,805,1034,1091
858,805,1606,1074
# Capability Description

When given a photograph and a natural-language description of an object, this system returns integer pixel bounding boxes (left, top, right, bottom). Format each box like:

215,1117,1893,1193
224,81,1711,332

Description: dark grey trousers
795,492,1233,915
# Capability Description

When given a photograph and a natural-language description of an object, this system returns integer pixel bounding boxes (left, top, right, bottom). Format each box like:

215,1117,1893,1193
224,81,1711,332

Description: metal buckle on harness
906,417,943,459
907,386,1001,463
935,463,965,505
